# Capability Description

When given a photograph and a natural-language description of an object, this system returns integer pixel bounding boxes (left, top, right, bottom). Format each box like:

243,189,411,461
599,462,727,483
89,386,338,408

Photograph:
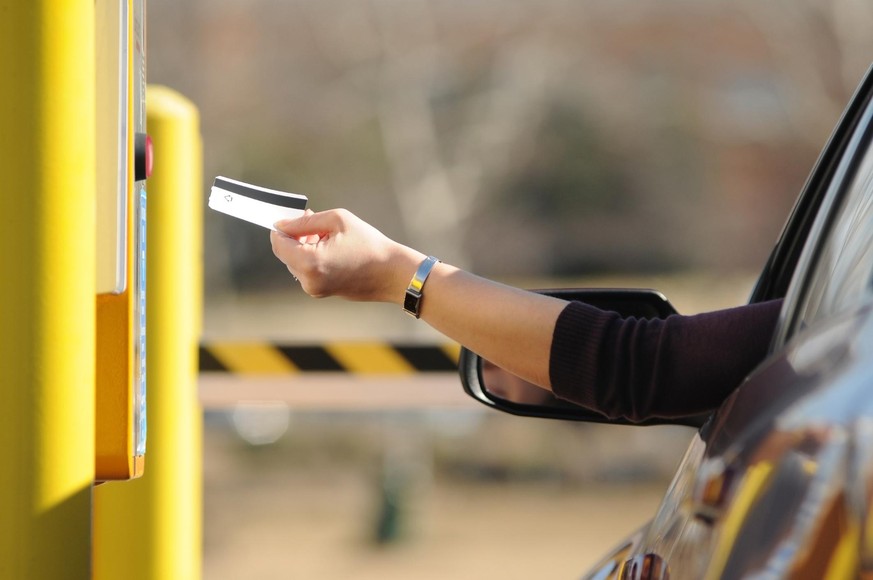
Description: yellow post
0,1,96,579
93,86,204,580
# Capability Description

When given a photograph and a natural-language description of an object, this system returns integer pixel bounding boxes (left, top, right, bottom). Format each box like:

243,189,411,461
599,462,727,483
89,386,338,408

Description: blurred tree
501,105,632,217
740,0,873,143
145,0,873,291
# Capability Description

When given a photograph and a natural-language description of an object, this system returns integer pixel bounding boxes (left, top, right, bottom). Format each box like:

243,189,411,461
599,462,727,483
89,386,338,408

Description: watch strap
403,256,440,318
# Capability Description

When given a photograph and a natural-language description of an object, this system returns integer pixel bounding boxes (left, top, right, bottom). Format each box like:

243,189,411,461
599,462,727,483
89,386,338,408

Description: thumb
275,208,350,239
274,209,318,237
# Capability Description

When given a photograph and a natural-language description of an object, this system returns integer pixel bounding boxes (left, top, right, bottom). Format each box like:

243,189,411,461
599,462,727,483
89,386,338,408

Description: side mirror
458,288,708,428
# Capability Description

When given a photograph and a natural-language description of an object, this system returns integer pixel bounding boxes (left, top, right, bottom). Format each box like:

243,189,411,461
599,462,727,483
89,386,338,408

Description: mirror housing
458,288,709,428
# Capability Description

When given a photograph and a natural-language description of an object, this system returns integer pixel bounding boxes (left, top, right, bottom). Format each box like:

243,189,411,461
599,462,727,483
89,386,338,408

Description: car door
583,64,873,580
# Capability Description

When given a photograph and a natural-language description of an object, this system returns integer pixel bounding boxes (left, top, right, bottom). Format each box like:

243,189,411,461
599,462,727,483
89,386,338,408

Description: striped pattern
200,342,461,375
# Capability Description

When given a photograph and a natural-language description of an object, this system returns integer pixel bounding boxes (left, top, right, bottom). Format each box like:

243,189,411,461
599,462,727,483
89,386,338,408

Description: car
458,64,873,579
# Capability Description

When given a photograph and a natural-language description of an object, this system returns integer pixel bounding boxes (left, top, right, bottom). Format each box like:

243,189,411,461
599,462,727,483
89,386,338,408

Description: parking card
208,176,308,231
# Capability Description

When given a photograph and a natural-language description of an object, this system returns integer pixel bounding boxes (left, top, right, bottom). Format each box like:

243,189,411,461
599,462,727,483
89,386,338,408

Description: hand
270,209,424,303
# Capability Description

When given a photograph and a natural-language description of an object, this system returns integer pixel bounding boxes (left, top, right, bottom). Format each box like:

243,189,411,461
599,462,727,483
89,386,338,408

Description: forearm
550,299,784,420
398,259,566,390
271,210,566,389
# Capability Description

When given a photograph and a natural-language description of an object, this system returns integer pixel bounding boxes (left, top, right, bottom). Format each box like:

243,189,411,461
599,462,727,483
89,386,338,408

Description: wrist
402,256,441,318
380,245,426,305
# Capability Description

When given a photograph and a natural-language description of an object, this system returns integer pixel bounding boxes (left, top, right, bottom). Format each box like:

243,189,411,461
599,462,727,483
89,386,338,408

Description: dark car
459,64,873,579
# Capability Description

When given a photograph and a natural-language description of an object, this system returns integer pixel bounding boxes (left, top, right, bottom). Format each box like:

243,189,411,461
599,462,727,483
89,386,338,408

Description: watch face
404,289,422,318
403,257,440,318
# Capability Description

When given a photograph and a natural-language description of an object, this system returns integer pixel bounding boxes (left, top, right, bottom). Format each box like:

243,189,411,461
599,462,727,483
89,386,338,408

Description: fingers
274,208,348,240
271,210,338,278
270,229,295,263
296,209,318,244
271,230,320,294
273,210,309,240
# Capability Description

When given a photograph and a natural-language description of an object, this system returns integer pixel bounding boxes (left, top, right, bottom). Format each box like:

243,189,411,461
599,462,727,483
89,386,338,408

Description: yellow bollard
0,1,96,579
93,86,204,580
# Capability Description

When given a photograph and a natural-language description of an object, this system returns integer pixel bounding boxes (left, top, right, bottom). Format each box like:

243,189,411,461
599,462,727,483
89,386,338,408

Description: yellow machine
95,0,150,481
2,1,202,576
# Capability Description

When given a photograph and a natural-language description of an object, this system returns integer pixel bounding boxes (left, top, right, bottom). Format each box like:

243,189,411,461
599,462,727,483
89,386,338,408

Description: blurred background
147,1,873,578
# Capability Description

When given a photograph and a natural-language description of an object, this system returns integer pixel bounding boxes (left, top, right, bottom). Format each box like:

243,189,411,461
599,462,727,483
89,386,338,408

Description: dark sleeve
549,299,783,422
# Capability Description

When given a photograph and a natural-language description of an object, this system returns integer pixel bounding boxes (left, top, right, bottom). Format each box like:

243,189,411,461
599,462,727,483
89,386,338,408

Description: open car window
776,77,873,347
788,128,873,334
752,66,873,307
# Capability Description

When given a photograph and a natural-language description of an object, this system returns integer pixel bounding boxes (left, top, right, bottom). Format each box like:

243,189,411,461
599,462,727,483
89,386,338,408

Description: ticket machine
95,0,150,480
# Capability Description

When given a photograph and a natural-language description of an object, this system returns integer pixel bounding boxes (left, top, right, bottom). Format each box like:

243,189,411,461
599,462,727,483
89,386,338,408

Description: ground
203,418,678,580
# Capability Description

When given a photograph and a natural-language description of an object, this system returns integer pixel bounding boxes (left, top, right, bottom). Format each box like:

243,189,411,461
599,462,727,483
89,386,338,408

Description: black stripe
277,346,344,372
395,346,457,372
213,177,307,210
199,344,458,373
199,347,228,372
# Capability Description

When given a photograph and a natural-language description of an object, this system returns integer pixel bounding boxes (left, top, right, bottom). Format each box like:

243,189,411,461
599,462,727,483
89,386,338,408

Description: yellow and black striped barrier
199,342,461,375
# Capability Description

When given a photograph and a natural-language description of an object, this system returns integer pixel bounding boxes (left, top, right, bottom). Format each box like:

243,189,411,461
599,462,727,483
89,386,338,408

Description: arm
550,299,783,421
271,209,783,421
270,209,566,390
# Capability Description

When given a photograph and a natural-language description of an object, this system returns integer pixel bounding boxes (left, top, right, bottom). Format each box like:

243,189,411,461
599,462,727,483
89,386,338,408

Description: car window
778,114,873,345
798,154,873,320
751,67,873,305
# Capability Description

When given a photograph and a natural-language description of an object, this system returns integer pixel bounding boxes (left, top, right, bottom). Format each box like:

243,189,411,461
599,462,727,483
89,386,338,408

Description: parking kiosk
95,0,150,481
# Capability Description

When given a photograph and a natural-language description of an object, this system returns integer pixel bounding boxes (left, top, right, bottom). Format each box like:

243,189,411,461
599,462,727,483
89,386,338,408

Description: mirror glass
480,359,570,408
458,289,702,425
475,289,679,410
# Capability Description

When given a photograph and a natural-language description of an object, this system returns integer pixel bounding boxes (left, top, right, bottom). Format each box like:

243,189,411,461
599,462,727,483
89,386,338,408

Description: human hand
271,209,424,303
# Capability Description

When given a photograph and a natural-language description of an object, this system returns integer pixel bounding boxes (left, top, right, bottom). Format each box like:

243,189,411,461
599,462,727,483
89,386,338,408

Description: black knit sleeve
549,299,783,422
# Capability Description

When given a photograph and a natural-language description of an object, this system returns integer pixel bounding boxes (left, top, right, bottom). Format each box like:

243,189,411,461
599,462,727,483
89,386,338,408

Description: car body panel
593,302,873,579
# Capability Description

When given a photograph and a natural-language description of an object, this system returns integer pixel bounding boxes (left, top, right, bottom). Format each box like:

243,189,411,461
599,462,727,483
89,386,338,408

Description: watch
403,256,440,318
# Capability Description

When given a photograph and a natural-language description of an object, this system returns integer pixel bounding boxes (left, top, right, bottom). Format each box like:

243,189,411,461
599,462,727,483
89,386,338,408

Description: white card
208,176,308,231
